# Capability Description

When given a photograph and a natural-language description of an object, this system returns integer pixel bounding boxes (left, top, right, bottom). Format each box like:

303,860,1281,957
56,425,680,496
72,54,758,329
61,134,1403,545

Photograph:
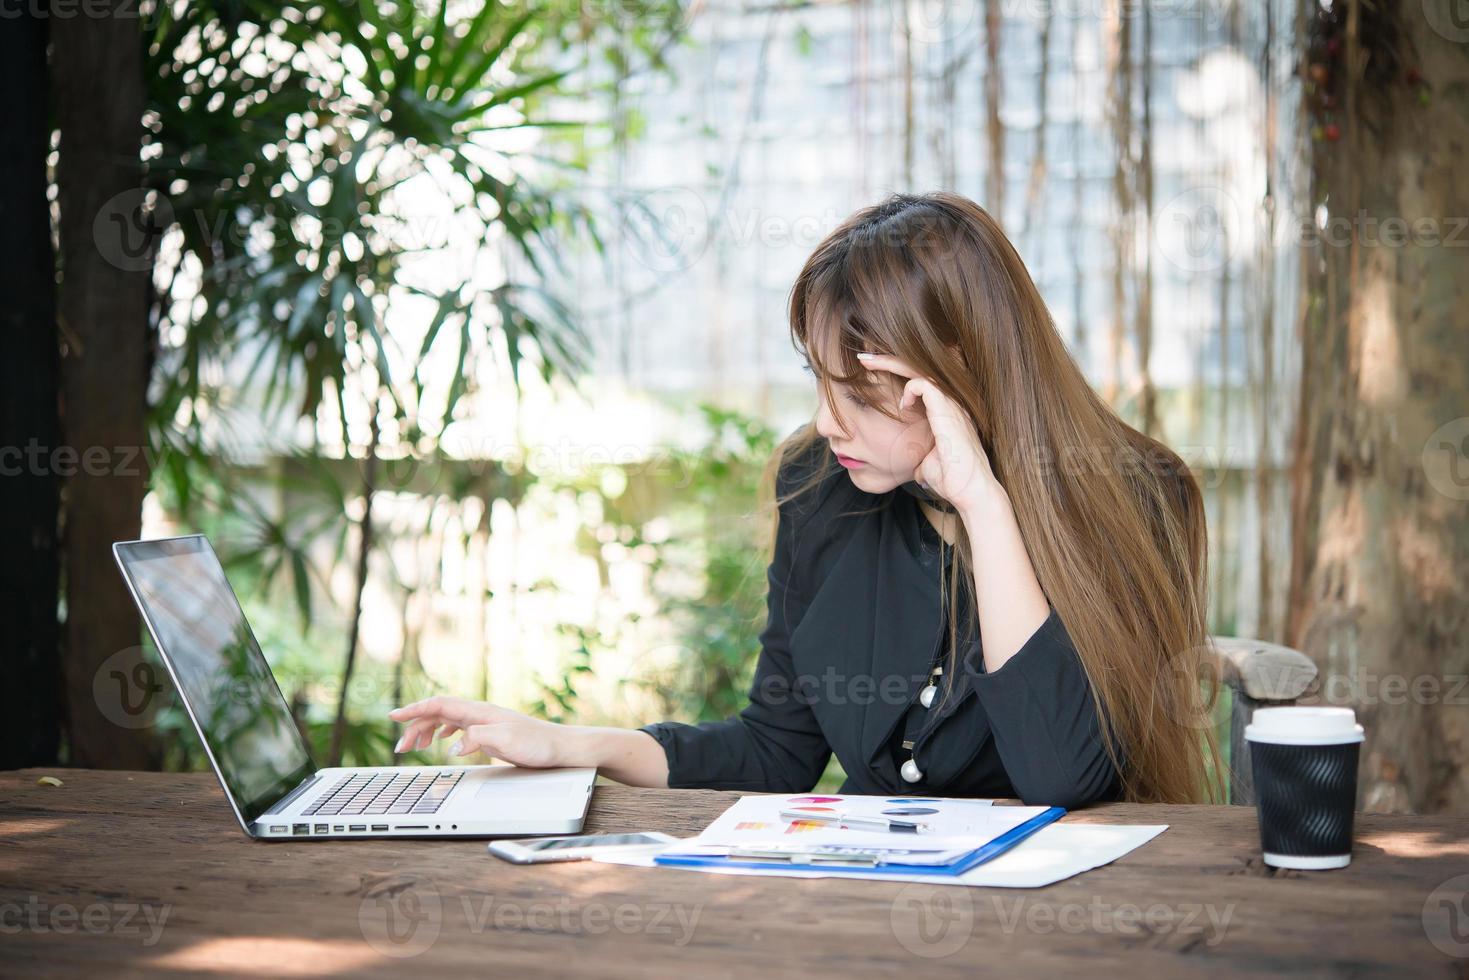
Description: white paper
595,823,1169,889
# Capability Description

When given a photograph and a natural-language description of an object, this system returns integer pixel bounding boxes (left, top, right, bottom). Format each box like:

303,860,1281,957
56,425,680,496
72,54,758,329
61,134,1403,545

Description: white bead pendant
918,665,943,709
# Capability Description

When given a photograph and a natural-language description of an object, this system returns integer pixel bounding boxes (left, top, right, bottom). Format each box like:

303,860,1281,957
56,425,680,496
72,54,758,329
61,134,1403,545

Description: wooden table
2,768,1466,977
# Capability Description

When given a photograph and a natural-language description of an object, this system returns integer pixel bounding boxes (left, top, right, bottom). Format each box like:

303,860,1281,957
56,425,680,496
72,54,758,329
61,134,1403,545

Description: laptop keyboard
301,770,464,817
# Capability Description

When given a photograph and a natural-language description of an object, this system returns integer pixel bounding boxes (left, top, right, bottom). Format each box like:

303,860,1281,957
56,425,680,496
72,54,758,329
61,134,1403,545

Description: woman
390,191,1225,807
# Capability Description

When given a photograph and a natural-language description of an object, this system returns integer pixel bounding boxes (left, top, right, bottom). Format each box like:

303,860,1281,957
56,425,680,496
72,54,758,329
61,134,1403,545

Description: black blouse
639,438,1125,808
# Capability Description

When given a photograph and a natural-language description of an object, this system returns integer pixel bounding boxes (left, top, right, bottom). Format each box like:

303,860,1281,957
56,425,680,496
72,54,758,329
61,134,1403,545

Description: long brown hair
771,191,1225,805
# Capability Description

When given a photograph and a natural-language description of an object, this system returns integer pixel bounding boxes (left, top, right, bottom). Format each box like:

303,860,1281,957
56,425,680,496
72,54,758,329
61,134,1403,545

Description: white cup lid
1244,706,1365,745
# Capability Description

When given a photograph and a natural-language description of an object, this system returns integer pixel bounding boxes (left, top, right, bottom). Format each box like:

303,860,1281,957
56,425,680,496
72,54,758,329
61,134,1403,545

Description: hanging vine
983,0,1004,217
1136,0,1156,437
1021,1,1052,244
1103,0,1135,408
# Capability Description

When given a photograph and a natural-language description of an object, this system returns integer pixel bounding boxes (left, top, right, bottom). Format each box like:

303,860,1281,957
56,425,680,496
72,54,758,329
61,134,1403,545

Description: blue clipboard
653,805,1067,877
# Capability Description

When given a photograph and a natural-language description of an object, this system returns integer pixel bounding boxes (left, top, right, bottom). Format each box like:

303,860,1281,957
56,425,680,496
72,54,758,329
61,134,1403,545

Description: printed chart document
594,793,1167,888
669,793,1035,853
647,794,1065,877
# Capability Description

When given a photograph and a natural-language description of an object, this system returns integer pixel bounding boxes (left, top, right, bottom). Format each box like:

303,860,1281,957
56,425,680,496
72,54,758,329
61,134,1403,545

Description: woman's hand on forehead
854,352,1002,515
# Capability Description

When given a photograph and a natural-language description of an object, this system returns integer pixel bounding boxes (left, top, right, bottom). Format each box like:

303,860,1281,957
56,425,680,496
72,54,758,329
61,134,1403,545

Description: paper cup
1244,706,1364,870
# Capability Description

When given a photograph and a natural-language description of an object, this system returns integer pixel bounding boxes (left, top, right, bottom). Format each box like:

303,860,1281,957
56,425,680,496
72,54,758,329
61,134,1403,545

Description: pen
727,847,882,866
778,808,929,834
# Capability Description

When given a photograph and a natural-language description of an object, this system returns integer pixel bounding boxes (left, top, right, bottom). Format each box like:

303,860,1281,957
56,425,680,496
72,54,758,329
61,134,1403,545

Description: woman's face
811,367,934,494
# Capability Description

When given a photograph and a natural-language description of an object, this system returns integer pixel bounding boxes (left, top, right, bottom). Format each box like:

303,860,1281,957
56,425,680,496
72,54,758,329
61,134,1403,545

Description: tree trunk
328,412,380,767
1287,0,1469,814
0,8,61,770
52,1,156,768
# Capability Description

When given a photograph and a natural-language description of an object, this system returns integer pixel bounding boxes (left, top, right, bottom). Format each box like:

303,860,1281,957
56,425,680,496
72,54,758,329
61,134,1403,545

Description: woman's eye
845,393,869,409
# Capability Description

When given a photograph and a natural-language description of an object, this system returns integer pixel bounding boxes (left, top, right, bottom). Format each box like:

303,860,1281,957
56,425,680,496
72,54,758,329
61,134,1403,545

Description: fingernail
393,738,404,753
855,351,875,360
452,741,468,756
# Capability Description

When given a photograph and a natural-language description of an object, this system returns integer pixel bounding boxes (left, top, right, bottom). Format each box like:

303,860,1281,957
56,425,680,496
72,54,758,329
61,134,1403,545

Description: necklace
919,663,943,709
899,662,946,784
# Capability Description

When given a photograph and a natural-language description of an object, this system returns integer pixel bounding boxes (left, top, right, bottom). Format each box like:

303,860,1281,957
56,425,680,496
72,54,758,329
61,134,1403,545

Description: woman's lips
834,453,865,469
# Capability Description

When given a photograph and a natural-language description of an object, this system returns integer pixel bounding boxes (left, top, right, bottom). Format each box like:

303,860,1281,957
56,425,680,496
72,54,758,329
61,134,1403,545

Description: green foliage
652,406,776,721
529,624,596,723
541,404,779,726
137,0,687,767
143,0,606,455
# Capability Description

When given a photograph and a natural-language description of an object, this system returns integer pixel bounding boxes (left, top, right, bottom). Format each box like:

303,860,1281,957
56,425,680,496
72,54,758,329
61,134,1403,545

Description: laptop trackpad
474,768,583,800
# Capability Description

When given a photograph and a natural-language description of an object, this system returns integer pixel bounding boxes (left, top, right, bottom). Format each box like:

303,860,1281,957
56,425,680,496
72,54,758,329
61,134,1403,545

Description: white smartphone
488,831,677,864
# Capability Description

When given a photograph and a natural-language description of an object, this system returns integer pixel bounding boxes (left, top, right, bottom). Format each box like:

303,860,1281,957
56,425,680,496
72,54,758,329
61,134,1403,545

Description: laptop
113,534,597,840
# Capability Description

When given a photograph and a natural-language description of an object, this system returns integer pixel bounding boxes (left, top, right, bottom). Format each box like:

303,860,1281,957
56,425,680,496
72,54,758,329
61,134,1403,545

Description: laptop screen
115,536,315,823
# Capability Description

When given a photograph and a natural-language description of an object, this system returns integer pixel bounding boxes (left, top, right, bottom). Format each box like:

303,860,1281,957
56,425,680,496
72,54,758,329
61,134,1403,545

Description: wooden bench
1207,637,1319,805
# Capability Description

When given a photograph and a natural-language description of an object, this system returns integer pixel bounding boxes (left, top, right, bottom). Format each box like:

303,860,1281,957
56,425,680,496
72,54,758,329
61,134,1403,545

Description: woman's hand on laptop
387,696,671,787
390,697,569,769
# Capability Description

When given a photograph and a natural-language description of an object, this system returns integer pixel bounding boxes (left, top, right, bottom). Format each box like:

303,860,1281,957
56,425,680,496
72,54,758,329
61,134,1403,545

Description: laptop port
333,825,344,832
371,824,388,832
270,826,288,834
398,825,428,830
314,824,328,834
292,824,308,836
349,825,366,832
